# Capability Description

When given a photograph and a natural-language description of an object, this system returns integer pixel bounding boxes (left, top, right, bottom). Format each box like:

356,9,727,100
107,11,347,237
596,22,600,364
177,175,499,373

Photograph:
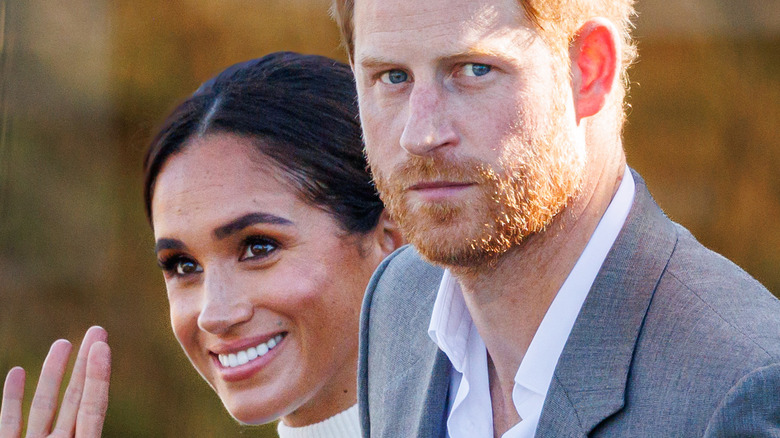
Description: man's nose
399,84,458,156
197,270,253,335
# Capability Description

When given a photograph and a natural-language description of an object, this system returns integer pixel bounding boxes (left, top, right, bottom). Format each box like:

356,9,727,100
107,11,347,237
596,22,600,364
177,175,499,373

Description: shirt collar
428,269,471,373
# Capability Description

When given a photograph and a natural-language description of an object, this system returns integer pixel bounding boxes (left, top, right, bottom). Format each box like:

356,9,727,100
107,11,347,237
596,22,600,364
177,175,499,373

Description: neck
450,150,626,391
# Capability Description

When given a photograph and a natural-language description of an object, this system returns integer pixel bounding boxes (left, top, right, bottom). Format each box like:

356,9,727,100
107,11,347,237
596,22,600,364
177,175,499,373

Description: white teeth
218,334,285,368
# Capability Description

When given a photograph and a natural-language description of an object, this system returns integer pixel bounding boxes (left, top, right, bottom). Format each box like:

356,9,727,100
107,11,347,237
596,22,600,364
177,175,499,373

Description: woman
1,52,401,437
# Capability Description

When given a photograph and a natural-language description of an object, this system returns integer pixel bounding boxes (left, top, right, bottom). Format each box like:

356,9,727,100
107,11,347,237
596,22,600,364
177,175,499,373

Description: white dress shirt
428,167,635,438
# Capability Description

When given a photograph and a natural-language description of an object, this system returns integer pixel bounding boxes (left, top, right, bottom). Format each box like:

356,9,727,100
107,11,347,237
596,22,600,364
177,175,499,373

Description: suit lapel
362,247,450,437
375,300,451,438
416,349,451,438
376,344,450,437
537,171,679,436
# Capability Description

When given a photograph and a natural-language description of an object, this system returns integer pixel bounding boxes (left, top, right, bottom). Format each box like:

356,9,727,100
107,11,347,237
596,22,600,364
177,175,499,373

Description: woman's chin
224,403,281,426
210,362,297,425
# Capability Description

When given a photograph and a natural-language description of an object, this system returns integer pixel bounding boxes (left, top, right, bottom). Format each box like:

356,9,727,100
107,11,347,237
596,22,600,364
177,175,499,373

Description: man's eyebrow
213,212,294,240
357,55,399,70
439,48,515,63
155,238,186,254
358,48,514,70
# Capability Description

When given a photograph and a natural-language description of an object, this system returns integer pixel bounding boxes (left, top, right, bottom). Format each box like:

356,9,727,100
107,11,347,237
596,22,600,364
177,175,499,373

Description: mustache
375,155,494,188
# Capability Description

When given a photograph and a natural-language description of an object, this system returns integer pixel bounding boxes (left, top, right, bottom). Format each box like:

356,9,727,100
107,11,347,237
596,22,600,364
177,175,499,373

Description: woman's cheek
269,263,328,306
168,293,200,345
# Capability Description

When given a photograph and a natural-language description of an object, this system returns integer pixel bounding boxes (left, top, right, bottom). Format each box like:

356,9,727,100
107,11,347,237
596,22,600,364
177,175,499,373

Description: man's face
353,0,585,267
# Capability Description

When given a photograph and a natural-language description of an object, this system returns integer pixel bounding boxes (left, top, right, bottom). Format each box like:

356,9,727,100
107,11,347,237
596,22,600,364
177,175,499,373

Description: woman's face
151,134,386,426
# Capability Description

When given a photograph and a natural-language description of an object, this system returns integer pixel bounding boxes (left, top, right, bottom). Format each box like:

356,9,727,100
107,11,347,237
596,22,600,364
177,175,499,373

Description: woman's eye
158,256,202,277
380,69,409,85
461,63,492,77
176,259,202,275
240,238,278,261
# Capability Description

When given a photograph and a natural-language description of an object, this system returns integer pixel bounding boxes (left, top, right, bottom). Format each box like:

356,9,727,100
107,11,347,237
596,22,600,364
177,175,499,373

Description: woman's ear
375,210,405,257
570,18,620,123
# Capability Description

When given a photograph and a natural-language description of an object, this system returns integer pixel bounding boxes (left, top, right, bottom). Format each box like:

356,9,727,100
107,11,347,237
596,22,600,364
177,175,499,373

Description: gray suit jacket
358,171,780,437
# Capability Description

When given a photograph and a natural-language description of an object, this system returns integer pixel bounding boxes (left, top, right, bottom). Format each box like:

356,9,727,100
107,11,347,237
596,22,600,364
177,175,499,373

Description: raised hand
0,326,111,438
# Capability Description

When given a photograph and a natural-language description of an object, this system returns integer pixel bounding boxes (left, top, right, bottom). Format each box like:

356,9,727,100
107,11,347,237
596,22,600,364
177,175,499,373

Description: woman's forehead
151,136,296,221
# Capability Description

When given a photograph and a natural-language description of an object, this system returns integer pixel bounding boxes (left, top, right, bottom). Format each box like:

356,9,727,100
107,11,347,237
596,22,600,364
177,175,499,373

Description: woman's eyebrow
155,238,186,254
213,212,293,240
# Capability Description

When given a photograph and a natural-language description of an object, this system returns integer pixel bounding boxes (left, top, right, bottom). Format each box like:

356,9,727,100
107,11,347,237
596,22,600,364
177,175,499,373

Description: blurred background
0,0,777,436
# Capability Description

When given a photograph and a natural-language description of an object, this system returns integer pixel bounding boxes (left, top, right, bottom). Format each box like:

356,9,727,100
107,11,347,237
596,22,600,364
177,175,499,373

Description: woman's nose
197,271,253,335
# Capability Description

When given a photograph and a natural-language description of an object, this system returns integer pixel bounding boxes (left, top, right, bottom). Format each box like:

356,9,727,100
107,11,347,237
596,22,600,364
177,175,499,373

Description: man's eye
176,259,202,275
380,69,409,84
461,63,492,77
240,238,278,261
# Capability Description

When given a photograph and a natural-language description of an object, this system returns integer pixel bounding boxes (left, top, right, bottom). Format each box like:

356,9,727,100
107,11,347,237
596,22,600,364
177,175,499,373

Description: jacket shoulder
607,223,780,435
660,224,780,360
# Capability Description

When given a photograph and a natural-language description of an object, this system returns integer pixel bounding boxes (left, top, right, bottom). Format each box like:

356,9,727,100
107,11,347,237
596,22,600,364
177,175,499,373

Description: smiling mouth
217,333,286,368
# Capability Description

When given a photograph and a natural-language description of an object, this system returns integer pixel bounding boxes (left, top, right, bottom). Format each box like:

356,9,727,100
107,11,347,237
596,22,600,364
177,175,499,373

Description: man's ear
570,18,619,123
375,210,405,257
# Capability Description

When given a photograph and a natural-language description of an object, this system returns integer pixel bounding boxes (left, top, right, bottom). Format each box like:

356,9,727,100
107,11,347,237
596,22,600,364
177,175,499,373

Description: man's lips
403,181,477,202
407,181,475,191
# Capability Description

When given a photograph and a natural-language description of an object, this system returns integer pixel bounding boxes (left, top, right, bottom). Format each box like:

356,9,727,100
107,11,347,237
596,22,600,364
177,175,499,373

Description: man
332,0,780,436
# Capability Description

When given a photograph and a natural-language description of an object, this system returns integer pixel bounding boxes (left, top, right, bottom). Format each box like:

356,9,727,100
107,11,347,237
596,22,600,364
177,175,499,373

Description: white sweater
276,404,360,438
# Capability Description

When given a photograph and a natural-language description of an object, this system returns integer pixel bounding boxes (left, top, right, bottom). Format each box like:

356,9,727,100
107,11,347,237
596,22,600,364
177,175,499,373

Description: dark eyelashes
242,235,279,247
240,235,280,260
157,254,190,272
155,235,280,275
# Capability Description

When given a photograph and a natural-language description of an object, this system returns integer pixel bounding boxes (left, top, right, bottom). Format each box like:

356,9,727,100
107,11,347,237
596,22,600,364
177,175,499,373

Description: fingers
75,342,110,438
0,328,109,438
52,327,108,436
25,340,73,437
0,367,26,438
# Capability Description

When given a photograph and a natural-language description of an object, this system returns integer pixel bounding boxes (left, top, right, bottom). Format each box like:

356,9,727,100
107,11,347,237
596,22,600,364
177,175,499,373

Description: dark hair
143,52,383,234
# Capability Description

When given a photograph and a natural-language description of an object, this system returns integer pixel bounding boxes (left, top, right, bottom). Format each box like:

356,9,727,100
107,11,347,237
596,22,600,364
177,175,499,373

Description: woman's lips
211,332,287,382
